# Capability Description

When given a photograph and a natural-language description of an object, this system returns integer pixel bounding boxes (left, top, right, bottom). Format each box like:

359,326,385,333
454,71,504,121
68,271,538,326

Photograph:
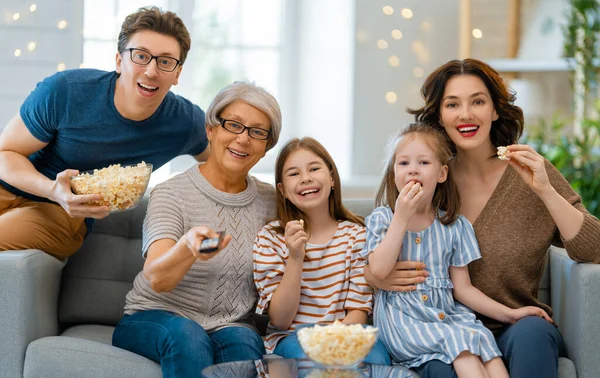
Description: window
83,0,170,71
83,0,286,185
187,0,282,107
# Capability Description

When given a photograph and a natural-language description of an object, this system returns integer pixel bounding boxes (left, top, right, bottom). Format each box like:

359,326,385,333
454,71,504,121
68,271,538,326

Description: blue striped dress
361,206,502,368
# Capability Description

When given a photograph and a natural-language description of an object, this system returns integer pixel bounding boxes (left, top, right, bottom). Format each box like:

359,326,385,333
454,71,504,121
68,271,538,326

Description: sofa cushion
24,332,161,378
61,324,116,345
538,252,550,306
558,357,577,378
58,198,148,326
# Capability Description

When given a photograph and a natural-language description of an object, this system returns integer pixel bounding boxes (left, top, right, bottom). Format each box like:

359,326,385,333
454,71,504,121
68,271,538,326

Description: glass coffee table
201,358,418,378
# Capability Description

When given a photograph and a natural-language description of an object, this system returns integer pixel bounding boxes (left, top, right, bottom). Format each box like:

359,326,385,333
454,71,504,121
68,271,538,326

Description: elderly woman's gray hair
205,81,282,151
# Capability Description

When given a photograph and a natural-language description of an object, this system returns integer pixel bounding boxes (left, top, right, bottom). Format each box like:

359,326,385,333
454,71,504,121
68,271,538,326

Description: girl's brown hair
407,58,524,153
118,6,191,64
274,137,364,235
375,123,461,225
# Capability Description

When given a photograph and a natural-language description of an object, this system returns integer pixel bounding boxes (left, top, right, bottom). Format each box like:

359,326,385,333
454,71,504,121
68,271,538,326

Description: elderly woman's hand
184,226,231,261
285,220,308,262
504,144,552,195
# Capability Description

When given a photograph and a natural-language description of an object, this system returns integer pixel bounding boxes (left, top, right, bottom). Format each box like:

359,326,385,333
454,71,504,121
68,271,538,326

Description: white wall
352,0,459,177
0,0,83,130
0,0,577,196
292,0,355,178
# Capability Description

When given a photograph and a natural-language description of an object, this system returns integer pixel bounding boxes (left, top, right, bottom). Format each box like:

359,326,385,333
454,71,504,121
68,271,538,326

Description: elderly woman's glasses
219,118,271,140
123,48,181,72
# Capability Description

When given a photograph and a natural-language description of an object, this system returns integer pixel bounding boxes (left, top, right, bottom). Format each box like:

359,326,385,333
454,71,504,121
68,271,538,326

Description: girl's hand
184,226,231,261
504,144,552,195
508,306,554,325
285,220,308,262
394,181,424,223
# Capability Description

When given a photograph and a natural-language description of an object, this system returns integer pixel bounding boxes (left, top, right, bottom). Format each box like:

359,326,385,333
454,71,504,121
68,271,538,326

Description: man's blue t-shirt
1,68,208,202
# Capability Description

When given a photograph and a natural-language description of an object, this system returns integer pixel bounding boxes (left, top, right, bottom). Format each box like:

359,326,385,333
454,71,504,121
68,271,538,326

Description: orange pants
0,185,87,259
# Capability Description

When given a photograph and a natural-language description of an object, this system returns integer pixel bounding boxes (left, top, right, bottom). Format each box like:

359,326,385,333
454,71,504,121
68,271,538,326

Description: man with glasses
0,7,209,259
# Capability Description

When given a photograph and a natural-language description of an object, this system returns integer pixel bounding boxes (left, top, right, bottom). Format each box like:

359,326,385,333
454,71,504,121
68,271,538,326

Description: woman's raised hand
504,144,552,196
184,226,231,261
285,220,308,262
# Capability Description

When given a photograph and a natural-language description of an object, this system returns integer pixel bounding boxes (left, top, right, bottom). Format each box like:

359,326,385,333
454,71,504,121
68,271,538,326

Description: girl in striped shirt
362,123,552,377
253,137,391,365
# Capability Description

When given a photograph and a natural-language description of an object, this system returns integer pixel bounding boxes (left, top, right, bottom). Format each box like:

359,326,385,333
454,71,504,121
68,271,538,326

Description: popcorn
297,321,378,367
497,146,509,160
70,162,152,212
299,219,305,228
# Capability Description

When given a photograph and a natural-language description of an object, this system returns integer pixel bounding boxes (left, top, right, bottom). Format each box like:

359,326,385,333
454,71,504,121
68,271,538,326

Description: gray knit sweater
124,165,276,332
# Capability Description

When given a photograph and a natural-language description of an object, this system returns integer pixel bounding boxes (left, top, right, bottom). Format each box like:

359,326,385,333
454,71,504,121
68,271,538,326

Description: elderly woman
112,81,281,378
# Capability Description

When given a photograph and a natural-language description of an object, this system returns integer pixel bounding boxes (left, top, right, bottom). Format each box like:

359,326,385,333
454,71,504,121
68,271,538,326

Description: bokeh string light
374,6,482,105
7,4,80,71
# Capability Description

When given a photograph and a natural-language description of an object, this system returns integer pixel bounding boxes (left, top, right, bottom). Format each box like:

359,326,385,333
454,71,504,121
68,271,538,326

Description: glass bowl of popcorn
297,321,379,369
304,368,366,378
70,162,152,213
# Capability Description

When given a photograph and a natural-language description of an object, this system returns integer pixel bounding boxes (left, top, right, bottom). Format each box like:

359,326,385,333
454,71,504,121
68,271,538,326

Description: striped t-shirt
253,220,374,353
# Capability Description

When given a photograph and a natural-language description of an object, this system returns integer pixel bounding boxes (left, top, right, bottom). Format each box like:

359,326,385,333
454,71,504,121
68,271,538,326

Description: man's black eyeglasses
219,118,271,140
123,48,181,72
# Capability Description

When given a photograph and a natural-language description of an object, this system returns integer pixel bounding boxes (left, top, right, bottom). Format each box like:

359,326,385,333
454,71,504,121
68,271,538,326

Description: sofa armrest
0,250,65,378
550,246,600,378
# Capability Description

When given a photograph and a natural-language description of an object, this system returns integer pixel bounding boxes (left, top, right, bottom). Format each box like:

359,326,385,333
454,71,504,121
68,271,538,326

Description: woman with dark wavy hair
365,58,600,378
408,59,524,154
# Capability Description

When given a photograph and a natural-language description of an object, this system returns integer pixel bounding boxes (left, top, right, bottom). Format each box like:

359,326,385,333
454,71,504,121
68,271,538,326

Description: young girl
253,137,391,366
362,123,553,378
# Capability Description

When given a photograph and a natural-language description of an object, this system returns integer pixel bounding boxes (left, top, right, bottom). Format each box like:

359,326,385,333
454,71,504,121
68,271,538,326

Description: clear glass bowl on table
297,321,379,370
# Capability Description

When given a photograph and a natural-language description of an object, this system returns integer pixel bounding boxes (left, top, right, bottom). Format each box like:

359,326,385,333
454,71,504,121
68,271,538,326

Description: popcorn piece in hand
497,146,510,161
299,219,304,228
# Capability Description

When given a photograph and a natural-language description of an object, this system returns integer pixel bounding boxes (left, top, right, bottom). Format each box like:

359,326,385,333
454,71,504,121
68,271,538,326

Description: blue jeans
112,310,265,378
412,316,564,378
273,331,391,366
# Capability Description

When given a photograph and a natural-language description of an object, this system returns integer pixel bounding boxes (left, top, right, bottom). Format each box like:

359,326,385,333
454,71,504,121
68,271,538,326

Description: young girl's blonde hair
375,123,461,225
274,137,364,235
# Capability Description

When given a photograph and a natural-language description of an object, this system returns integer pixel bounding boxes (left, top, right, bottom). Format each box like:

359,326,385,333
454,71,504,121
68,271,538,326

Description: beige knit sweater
468,160,600,332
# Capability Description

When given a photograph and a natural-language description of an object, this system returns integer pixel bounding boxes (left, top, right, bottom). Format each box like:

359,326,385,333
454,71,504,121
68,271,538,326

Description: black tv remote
198,231,225,253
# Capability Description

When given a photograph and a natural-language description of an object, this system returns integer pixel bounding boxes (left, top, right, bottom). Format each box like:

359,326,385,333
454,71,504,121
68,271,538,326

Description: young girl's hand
508,306,554,325
504,144,552,196
394,181,424,223
285,220,308,262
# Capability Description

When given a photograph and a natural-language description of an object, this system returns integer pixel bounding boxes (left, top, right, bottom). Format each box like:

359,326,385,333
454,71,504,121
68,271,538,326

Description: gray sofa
0,197,598,378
